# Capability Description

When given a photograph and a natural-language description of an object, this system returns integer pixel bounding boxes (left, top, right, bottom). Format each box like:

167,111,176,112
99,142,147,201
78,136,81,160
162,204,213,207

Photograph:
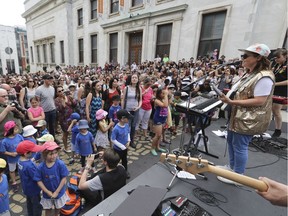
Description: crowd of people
0,45,287,216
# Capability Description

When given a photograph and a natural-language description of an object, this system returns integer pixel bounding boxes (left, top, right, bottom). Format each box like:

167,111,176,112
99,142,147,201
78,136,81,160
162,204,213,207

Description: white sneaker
216,164,233,171
217,176,242,186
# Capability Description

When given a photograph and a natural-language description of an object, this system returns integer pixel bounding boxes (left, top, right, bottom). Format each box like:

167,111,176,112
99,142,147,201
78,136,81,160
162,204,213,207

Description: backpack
60,174,82,216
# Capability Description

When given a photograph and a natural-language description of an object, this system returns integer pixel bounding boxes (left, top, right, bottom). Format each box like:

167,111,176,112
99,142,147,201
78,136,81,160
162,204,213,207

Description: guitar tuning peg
165,153,172,162
175,155,182,165
186,156,193,167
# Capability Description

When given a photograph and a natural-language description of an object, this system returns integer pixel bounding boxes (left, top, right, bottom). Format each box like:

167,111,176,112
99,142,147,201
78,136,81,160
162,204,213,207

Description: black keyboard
194,97,219,111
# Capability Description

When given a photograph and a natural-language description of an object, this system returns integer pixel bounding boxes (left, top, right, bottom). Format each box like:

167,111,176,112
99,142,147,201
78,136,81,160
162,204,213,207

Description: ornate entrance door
129,32,142,65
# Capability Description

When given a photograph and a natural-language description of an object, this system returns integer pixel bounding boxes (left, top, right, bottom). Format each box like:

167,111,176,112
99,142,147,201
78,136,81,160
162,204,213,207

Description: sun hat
42,141,61,151
37,134,55,142
4,121,16,136
96,109,108,120
68,83,76,88
35,120,47,127
16,140,44,155
238,43,271,57
0,158,7,169
78,119,89,129
67,113,80,122
22,125,38,137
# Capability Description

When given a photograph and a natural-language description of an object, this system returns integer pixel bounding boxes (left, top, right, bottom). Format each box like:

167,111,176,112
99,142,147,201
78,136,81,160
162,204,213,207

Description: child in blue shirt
35,120,49,138
111,109,131,179
67,112,81,165
16,140,44,216
34,141,69,216
108,95,122,125
0,121,24,192
75,120,96,174
0,159,10,215
32,134,55,163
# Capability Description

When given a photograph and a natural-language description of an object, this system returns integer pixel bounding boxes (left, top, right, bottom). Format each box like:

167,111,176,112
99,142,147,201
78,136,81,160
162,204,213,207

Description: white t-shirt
254,77,274,97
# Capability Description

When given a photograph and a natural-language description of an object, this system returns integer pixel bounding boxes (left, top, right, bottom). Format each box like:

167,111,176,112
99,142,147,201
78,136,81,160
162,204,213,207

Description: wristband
85,166,91,171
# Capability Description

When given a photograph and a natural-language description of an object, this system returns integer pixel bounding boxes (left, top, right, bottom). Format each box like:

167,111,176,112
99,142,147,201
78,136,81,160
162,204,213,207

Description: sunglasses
0,95,8,98
241,53,254,59
58,89,64,93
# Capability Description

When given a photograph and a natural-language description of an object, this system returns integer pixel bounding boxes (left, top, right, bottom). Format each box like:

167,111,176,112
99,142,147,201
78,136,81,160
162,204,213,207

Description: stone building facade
22,0,287,72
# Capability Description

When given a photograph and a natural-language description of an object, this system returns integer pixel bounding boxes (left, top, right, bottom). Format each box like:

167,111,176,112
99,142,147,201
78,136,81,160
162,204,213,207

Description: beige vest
229,70,275,135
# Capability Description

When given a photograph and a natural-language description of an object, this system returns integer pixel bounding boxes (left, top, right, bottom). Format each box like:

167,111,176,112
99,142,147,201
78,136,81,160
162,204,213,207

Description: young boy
22,125,38,144
35,120,49,137
16,140,44,216
111,109,131,179
171,91,183,135
75,120,96,174
108,95,121,125
67,113,81,164
0,158,10,216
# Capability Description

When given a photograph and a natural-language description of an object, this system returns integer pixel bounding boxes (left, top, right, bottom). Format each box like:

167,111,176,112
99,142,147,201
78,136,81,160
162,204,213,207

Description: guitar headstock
160,153,210,174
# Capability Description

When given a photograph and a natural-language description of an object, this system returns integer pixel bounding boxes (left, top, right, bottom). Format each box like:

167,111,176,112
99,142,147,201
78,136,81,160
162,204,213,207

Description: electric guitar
210,82,240,111
159,153,268,192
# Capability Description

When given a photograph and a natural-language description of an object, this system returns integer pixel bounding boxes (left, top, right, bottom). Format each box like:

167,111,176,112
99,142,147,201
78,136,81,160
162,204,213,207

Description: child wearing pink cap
33,141,69,216
94,109,114,151
0,121,24,192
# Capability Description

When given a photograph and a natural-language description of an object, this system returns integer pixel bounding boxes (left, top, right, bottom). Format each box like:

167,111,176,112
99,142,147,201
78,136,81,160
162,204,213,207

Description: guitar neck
208,166,268,192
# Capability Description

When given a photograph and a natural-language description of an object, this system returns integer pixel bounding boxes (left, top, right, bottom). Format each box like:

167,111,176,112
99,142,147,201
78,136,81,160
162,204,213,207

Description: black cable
246,155,281,169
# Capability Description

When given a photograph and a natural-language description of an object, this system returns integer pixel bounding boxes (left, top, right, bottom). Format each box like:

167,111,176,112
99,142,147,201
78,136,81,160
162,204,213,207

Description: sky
0,0,26,27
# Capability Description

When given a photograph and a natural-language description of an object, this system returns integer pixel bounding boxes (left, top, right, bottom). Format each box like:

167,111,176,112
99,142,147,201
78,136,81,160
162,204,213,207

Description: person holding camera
78,149,127,206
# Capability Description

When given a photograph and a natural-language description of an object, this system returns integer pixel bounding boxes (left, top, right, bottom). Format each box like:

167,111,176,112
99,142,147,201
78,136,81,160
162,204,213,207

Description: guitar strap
232,71,258,94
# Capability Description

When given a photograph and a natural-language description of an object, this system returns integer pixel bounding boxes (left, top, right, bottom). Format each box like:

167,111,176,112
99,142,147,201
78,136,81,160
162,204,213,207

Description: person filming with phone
78,149,127,206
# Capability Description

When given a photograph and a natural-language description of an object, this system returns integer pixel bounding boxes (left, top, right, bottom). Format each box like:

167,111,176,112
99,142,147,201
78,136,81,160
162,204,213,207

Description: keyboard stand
186,112,219,159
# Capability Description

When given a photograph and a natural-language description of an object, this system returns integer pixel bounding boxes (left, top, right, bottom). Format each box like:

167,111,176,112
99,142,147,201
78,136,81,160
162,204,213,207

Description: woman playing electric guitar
217,44,275,185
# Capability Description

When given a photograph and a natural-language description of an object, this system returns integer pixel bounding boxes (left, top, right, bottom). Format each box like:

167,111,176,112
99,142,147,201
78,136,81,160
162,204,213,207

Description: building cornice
101,4,188,29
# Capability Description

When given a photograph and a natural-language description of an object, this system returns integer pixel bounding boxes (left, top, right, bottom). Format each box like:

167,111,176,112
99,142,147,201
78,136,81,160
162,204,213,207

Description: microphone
224,60,242,66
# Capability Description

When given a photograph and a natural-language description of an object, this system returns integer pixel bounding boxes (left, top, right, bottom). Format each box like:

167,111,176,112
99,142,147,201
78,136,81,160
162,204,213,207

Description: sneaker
272,129,281,138
156,148,166,153
64,148,72,153
217,176,242,186
160,142,166,147
78,167,84,174
69,158,74,165
126,171,130,179
216,164,233,171
151,149,158,156
130,142,137,149
12,183,18,193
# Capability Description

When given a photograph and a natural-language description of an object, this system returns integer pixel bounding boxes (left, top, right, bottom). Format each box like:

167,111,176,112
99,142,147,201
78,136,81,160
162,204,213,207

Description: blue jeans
45,109,56,137
227,130,253,174
27,194,42,216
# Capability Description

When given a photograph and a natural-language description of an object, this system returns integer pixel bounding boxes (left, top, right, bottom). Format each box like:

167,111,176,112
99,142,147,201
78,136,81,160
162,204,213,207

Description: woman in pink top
27,97,45,127
135,78,153,137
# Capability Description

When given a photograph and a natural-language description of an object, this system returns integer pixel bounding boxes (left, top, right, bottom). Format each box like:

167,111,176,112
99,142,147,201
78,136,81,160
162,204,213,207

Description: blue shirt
0,174,9,214
108,105,121,124
71,125,80,145
39,128,49,137
18,159,41,197
75,132,94,156
0,134,24,163
111,123,130,151
33,159,68,199
24,137,37,144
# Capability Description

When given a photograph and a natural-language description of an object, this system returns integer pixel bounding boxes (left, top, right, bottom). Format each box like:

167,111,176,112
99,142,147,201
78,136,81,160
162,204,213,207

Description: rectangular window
43,44,47,63
78,38,84,63
91,35,97,63
91,0,97,19
0,59,2,75
30,46,34,63
132,0,142,7
6,59,15,74
109,33,118,63
155,23,172,59
37,45,41,63
198,11,226,57
50,43,55,63
60,41,65,64
110,0,119,13
78,8,83,26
